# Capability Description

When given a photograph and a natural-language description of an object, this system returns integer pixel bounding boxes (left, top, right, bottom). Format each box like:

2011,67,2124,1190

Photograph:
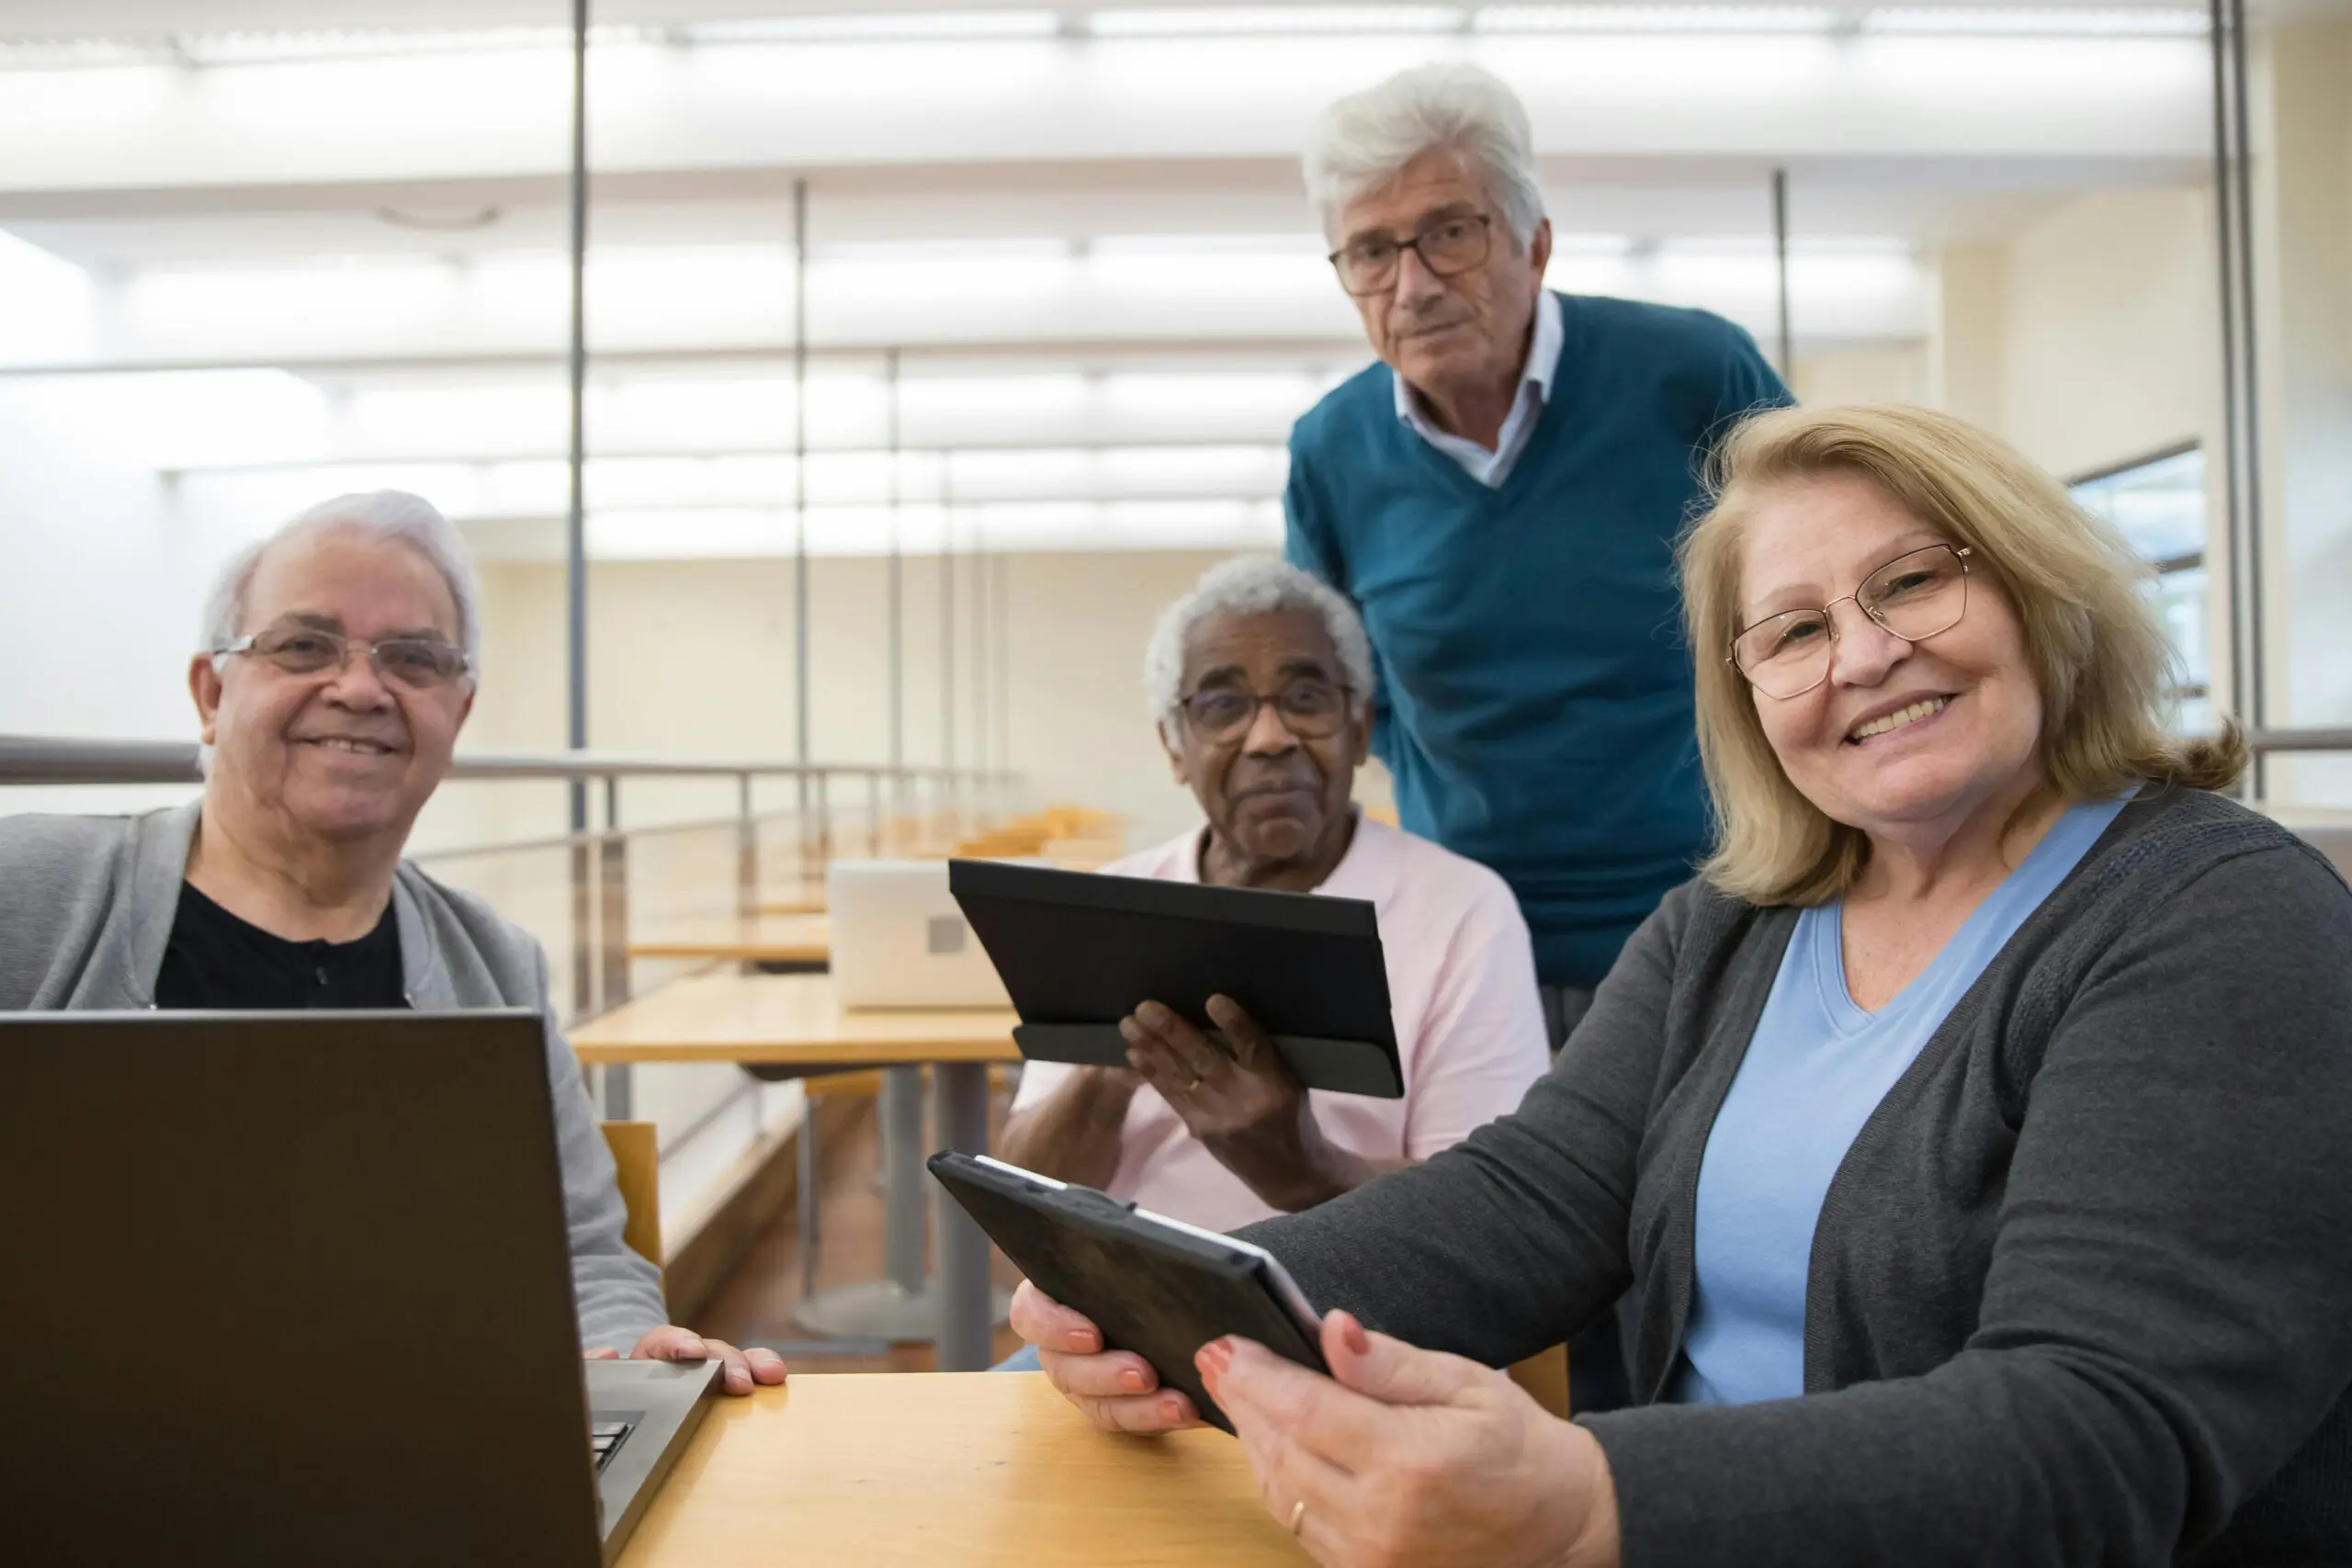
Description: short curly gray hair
1304,62,1546,248
1145,557,1376,730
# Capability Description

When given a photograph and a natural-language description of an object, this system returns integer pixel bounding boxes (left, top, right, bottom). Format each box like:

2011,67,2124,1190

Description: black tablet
928,1151,1327,1434
947,857,1402,1098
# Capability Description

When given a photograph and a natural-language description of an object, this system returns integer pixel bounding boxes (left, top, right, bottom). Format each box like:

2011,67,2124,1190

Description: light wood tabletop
616,1372,1306,1568
570,971,1019,1066
627,912,831,965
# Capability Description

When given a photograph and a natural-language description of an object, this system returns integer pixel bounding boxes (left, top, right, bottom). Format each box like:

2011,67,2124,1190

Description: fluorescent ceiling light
1862,6,2206,36
685,12,1061,43
1090,7,1466,37
1476,6,1838,32
1091,232,1322,256
0,38,163,69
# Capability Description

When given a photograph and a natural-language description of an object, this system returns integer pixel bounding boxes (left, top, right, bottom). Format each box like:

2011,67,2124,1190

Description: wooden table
627,912,831,965
618,1373,1305,1568
571,973,1021,1370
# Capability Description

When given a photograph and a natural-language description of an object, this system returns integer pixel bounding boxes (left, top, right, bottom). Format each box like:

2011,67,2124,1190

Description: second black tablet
928,1151,1328,1434
947,857,1402,1098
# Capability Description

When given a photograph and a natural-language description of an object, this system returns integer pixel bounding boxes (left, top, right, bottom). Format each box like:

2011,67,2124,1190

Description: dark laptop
0,1010,718,1567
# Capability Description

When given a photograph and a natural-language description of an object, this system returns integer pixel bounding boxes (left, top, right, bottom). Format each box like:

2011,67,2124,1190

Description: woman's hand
1123,996,1386,1211
1009,1280,1204,1434
585,1326,788,1397
1199,1310,1620,1568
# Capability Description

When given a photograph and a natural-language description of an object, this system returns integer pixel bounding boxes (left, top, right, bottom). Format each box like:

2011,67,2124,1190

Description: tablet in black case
947,857,1403,1098
928,1152,1328,1435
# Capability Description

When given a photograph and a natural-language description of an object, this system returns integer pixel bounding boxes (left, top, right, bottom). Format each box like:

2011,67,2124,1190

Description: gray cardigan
0,802,670,1353
1245,786,2352,1565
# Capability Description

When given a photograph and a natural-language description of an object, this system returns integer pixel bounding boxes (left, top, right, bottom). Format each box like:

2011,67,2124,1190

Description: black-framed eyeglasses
1178,678,1353,743
215,625,472,692
1328,213,1494,298
1729,544,1973,701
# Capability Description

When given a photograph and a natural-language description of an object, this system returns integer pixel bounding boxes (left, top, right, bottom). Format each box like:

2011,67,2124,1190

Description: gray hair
1145,557,1376,729
200,490,482,678
1304,62,1546,248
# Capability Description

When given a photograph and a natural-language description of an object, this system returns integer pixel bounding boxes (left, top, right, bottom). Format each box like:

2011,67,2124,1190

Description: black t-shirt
153,881,406,1010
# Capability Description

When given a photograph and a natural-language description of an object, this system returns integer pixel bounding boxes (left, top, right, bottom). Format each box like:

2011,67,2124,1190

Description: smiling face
1333,147,1550,412
1162,607,1367,881
1736,473,2044,846
191,525,473,852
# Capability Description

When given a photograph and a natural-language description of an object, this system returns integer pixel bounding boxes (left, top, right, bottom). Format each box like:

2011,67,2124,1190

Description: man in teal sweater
1286,62,1789,1045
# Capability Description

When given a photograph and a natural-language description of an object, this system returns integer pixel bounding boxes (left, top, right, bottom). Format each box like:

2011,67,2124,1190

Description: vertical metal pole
793,175,813,853
940,459,957,825
995,550,1011,798
599,775,629,1014
1770,166,1792,382
886,349,905,808
736,772,756,918
971,508,988,810
2210,0,2267,794
565,0,593,1023
2210,0,2245,730
2227,0,2265,797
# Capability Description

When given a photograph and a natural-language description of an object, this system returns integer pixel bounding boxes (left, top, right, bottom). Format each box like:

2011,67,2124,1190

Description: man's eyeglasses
1328,214,1494,298
1729,544,1973,701
1178,678,1352,743
215,626,472,692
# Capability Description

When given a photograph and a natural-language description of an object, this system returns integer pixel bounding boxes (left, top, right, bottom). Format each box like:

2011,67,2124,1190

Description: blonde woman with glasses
1007,406,2352,1567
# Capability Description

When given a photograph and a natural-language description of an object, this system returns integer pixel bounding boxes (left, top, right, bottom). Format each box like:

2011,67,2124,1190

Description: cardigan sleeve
1582,842,2352,1566
1237,880,1692,1367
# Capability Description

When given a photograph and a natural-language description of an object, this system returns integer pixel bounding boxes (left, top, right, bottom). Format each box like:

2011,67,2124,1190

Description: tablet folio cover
947,858,1403,1098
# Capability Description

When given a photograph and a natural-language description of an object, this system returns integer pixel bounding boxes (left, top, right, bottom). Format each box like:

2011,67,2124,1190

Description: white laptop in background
828,859,1023,1009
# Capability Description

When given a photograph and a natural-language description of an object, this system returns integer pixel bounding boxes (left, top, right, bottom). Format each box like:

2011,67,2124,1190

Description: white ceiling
0,1,2224,558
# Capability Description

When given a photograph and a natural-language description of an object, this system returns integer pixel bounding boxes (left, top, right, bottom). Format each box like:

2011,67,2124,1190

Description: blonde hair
1679,404,2244,906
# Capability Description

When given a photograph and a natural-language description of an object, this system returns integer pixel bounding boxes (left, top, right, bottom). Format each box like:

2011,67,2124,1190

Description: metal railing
1,736,1022,1114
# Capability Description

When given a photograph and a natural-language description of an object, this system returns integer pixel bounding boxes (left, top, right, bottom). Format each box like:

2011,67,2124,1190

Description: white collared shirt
1391,289,1565,489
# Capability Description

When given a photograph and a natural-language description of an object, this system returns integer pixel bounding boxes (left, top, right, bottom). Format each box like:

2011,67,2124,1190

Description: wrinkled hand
584,1326,788,1397
1199,1311,1619,1568
1123,996,1334,1209
1009,1279,1204,1434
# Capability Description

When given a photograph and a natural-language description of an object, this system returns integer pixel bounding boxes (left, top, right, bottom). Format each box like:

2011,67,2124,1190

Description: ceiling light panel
1862,6,2206,36
1475,6,1838,33
1089,6,1466,37
684,12,1061,43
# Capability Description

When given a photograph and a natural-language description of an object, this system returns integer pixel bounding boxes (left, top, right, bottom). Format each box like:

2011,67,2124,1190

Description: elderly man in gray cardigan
0,490,784,1396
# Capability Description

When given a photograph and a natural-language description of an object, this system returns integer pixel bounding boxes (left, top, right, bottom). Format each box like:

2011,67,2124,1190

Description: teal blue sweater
1284,292,1789,988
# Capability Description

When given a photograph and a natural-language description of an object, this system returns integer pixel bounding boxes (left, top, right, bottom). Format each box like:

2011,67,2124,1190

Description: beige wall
456,549,1242,852
1992,187,2221,481
1792,344,1932,410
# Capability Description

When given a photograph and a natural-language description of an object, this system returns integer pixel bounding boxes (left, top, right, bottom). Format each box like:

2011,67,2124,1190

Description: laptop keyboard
590,1417,636,1472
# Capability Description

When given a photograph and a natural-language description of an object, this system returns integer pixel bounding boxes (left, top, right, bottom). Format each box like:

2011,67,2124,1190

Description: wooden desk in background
617,1373,1305,1568
627,912,831,966
571,973,1021,1370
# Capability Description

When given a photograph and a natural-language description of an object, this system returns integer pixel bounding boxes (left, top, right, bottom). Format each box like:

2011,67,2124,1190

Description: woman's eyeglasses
1729,544,1973,700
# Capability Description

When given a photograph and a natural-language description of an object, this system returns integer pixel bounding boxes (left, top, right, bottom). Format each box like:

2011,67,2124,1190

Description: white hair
1304,62,1546,248
200,490,482,677
1144,557,1376,729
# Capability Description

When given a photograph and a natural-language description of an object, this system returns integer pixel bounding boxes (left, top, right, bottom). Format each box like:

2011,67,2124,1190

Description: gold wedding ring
1287,1499,1307,1537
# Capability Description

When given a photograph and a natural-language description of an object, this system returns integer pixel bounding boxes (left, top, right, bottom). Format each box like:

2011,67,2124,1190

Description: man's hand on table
586,1325,789,1396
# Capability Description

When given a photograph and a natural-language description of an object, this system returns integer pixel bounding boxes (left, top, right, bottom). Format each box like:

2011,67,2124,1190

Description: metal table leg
880,1066,927,1294
794,1062,1008,1346
931,1060,994,1371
